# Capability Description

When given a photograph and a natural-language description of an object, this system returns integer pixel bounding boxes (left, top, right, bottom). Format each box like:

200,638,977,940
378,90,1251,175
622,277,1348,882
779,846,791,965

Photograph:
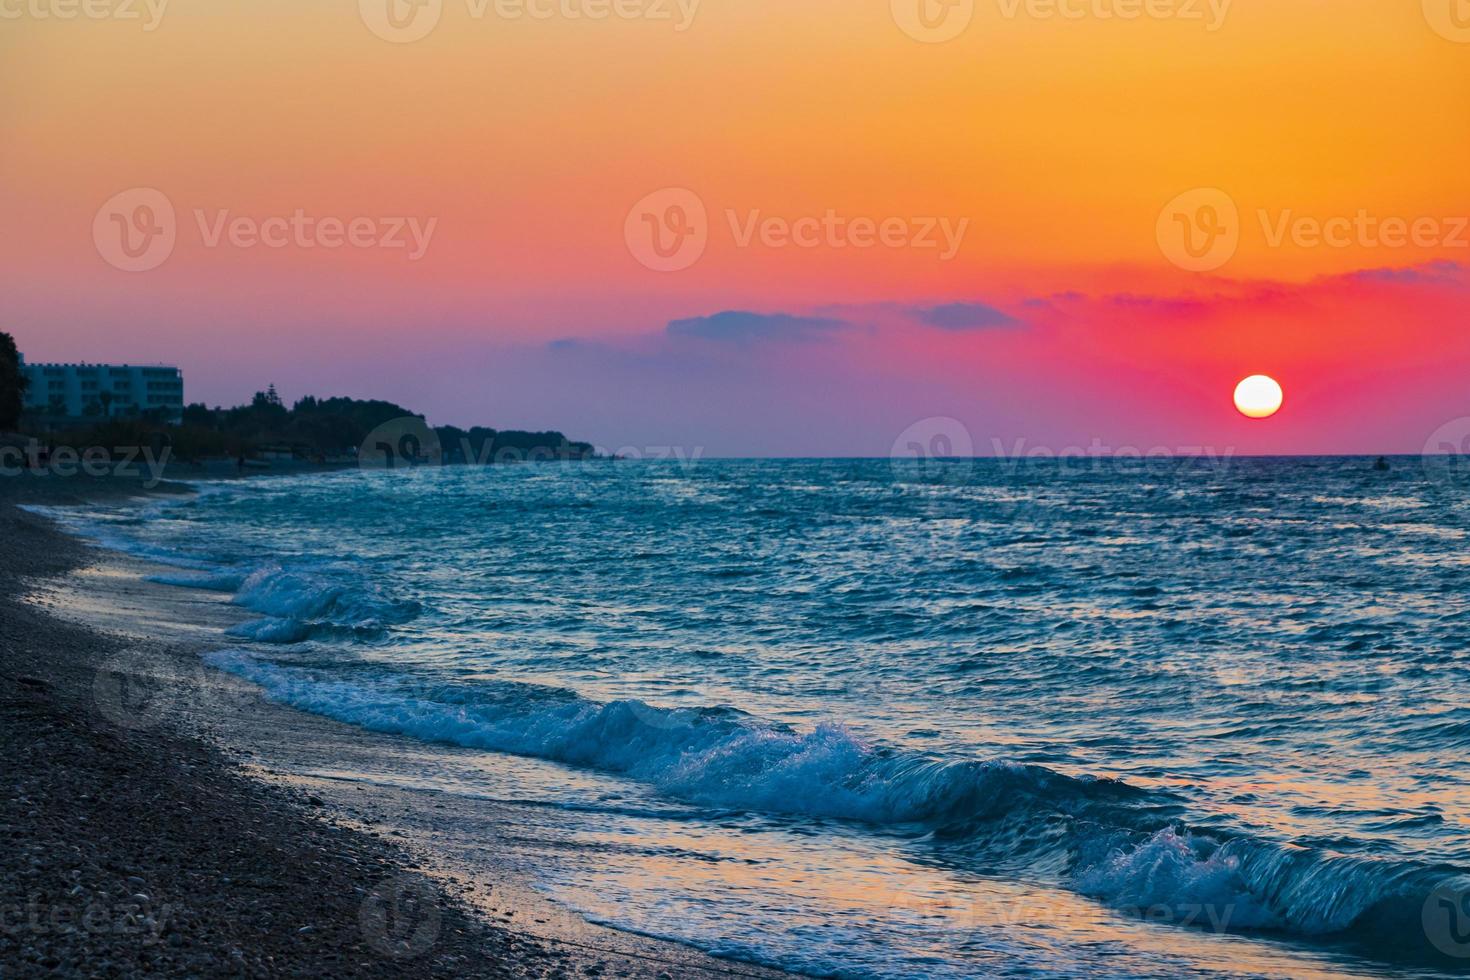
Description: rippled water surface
39,458,1470,977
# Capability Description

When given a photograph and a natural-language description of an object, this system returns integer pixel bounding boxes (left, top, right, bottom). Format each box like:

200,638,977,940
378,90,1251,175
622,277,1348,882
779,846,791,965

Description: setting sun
1234,375,1285,420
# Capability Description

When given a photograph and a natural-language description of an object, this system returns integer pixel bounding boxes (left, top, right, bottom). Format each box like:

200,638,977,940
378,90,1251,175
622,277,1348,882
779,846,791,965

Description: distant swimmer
1374,456,1390,471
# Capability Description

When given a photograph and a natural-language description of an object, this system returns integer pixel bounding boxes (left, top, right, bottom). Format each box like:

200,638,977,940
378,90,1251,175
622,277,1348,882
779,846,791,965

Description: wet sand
0,474,794,979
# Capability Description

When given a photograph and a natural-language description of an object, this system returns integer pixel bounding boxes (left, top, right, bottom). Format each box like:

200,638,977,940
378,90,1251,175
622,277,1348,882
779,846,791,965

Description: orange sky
5,0,1468,453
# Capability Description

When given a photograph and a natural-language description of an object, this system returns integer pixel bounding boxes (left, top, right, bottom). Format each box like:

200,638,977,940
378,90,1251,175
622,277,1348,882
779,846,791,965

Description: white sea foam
200,646,1451,952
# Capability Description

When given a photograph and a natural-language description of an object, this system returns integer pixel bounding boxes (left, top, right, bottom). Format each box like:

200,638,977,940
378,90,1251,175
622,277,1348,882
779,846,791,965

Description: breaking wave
200,647,1466,963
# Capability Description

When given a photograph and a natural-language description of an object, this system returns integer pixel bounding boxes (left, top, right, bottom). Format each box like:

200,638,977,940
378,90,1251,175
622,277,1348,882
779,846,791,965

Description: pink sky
6,1,1469,455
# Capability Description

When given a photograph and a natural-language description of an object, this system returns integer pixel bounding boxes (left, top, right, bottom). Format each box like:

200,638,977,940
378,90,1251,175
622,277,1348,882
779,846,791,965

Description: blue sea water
36,457,1470,978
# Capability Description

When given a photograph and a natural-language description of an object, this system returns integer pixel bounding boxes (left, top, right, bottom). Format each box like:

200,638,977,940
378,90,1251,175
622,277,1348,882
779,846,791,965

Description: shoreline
0,474,796,978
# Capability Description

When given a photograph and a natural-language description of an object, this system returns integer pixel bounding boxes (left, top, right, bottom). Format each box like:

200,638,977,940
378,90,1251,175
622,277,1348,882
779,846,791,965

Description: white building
20,357,184,422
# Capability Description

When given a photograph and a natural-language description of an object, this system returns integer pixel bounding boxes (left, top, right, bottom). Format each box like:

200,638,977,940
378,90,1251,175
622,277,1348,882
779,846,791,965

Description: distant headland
0,332,596,468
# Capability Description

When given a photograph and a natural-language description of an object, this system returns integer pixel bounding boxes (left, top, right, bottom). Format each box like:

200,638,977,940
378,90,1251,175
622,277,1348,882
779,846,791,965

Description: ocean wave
147,570,248,591
19,502,219,570
195,649,1466,960
34,498,421,644
225,616,387,645
198,650,1122,824
229,566,420,640
1073,826,1470,965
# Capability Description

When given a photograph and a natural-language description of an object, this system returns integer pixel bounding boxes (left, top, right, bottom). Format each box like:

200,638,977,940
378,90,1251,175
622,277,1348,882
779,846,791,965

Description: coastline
0,474,796,979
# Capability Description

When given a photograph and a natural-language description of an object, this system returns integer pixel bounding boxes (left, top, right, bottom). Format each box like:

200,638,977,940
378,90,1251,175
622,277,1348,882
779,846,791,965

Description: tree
182,403,216,427
0,332,25,430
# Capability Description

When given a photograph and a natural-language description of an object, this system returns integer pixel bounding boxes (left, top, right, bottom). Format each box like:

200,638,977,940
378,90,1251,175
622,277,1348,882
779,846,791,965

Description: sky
4,0,1469,456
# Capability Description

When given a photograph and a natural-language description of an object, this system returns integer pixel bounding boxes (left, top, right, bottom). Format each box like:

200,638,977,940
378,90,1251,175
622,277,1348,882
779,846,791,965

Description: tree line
0,333,595,464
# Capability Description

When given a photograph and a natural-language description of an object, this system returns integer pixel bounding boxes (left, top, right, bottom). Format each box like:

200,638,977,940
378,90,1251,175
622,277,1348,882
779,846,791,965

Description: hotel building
20,357,185,422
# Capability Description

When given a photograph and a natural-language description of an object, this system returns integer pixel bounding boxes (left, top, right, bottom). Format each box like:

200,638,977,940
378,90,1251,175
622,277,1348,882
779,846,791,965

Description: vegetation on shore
0,332,25,431
0,332,595,464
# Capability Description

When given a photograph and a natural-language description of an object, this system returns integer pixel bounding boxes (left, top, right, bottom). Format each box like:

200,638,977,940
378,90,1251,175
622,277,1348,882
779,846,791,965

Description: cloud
665,310,849,343
908,302,1019,330
1347,260,1467,286
1103,293,1221,318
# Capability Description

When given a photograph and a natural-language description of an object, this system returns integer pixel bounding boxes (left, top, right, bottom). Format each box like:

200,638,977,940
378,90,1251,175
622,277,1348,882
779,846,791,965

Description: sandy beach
0,473,795,979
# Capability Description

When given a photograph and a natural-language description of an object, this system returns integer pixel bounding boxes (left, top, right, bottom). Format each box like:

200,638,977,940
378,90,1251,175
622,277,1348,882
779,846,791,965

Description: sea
31,456,1470,978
